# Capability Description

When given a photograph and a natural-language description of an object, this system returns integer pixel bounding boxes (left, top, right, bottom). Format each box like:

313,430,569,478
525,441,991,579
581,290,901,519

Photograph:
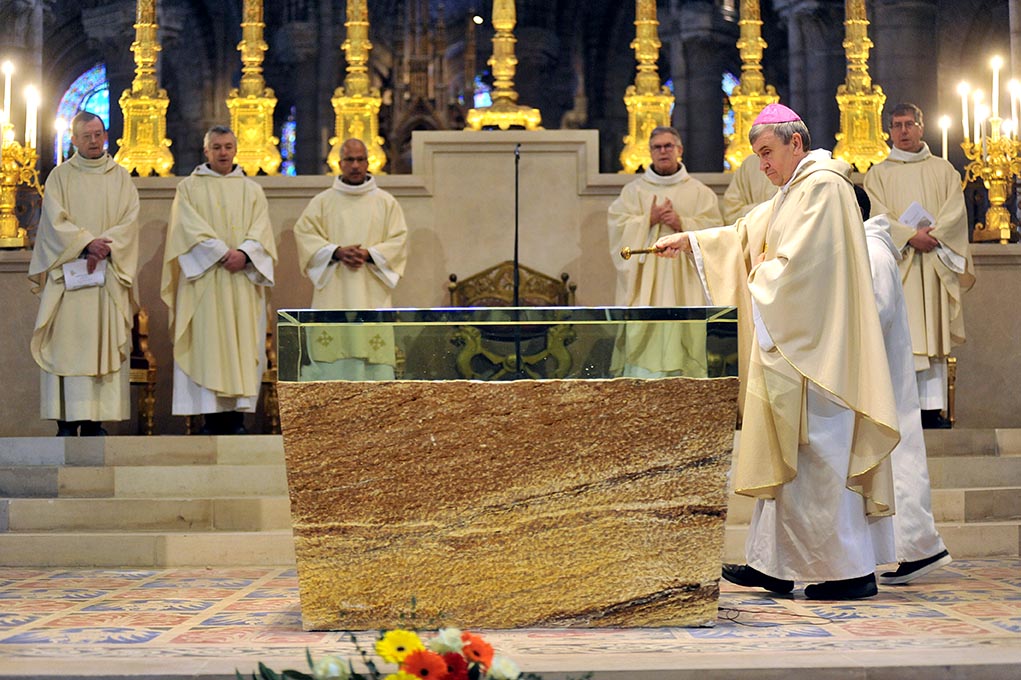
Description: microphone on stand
513,143,522,377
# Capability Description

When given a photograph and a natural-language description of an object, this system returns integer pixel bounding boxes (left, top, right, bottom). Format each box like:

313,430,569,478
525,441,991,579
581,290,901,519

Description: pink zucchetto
752,103,802,125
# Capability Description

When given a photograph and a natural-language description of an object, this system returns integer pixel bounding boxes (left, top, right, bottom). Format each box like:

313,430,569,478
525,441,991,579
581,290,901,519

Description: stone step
0,496,292,532
722,519,1021,563
928,456,1021,488
0,435,284,467
0,463,288,498
0,530,297,567
727,485,1021,524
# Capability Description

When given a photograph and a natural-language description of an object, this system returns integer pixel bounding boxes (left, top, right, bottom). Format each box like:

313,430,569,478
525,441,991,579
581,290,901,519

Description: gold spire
725,0,779,172
326,0,386,175
113,0,174,177
465,0,542,130
227,0,281,176
618,0,674,173
833,0,889,172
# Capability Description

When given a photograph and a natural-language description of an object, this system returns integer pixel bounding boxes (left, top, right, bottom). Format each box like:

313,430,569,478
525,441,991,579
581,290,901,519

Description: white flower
427,626,464,654
312,655,351,680
485,654,521,680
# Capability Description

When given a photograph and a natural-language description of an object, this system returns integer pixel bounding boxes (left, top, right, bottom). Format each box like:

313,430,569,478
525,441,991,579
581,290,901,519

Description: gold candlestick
0,122,42,249
725,0,779,172
465,0,542,131
832,0,889,172
618,0,673,173
326,0,387,175
227,0,282,176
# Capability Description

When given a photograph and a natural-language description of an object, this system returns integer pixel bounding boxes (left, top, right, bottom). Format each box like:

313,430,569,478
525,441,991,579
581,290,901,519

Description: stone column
669,1,737,171
872,0,939,122
1011,0,1021,79
81,2,137,158
272,20,321,174
775,0,845,149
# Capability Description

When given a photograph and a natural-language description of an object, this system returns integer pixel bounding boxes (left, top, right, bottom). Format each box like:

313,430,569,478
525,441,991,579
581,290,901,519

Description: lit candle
24,85,38,148
973,91,984,146
939,115,951,160
54,117,67,165
991,56,1003,120
958,82,971,141
1,61,12,126
1011,80,1021,139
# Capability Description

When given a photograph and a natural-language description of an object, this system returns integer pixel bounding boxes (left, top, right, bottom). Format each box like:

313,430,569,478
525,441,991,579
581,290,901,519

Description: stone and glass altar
275,306,739,630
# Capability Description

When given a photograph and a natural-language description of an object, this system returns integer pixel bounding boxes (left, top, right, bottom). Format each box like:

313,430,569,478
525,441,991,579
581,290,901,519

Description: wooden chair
446,261,578,380
129,308,157,435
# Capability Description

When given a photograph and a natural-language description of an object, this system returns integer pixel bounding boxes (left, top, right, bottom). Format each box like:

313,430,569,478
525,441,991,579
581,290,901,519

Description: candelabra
958,57,1021,244
725,0,778,172
618,0,673,173
326,0,386,175
465,0,542,131
0,131,41,249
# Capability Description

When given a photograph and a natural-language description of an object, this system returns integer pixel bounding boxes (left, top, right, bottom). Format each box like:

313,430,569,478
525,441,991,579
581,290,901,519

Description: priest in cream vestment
656,104,900,600
293,139,409,380
29,111,139,436
721,153,778,223
608,126,722,377
161,126,277,435
864,103,975,429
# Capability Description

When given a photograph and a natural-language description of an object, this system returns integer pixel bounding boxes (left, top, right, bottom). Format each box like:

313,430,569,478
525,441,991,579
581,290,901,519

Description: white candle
1011,80,1021,139
54,118,67,165
976,104,989,157
1,61,12,127
991,56,1003,119
939,115,951,160
958,82,971,141
24,85,37,148
973,91,984,146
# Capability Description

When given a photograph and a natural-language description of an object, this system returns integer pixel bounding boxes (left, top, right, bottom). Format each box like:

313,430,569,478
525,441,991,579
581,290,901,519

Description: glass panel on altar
276,306,738,382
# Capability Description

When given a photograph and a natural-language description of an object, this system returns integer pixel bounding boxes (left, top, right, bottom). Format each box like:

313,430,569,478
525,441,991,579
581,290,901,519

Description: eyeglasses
651,143,676,152
342,156,368,164
890,121,920,131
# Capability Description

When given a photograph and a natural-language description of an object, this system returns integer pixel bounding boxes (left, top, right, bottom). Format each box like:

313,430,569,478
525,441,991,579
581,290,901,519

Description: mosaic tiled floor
1,559,1020,679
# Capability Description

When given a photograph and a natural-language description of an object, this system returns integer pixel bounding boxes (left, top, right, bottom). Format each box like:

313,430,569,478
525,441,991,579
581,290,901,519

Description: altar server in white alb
864,103,975,429
29,111,140,437
608,126,722,377
161,125,277,435
856,187,952,585
654,104,900,600
293,138,408,380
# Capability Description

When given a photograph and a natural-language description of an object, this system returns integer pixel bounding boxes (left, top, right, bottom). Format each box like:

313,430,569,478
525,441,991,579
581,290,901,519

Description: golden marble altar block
278,376,738,630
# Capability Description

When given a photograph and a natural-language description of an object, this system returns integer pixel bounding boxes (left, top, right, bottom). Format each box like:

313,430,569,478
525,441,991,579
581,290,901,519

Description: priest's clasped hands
220,248,249,272
84,237,112,274
333,244,372,270
649,195,683,232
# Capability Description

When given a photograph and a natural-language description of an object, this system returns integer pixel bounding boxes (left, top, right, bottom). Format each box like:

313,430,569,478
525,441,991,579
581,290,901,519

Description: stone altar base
277,377,738,630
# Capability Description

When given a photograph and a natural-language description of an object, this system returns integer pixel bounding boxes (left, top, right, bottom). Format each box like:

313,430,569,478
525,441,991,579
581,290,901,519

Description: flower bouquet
237,627,579,680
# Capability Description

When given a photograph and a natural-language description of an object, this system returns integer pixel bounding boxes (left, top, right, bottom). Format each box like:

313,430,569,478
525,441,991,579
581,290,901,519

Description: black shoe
79,421,107,437
56,420,78,437
804,574,878,600
880,549,952,585
721,563,794,594
224,411,248,435
921,409,952,429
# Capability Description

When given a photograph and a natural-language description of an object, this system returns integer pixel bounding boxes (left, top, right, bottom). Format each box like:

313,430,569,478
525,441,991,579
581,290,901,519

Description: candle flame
990,55,1004,70
938,115,951,130
957,81,971,96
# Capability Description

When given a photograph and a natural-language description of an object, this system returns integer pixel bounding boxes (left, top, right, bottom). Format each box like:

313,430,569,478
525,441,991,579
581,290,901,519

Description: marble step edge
0,435,284,467
0,530,297,568
0,496,293,532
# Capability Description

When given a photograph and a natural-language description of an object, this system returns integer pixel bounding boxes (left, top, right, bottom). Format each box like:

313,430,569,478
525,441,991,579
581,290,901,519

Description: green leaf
281,671,313,680
306,648,315,670
257,662,281,680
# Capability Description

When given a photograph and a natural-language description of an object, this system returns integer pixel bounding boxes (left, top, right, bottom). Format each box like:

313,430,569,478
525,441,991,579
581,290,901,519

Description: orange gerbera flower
460,632,494,668
400,649,448,679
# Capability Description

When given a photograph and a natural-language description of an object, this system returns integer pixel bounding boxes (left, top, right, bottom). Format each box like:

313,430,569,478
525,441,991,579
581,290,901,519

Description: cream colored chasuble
29,153,140,421
161,164,277,413
293,176,409,376
608,164,723,376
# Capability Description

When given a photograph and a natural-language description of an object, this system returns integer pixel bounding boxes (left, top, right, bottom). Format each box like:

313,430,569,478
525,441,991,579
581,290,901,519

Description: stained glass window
722,71,740,170
280,106,297,176
55,63,110,164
